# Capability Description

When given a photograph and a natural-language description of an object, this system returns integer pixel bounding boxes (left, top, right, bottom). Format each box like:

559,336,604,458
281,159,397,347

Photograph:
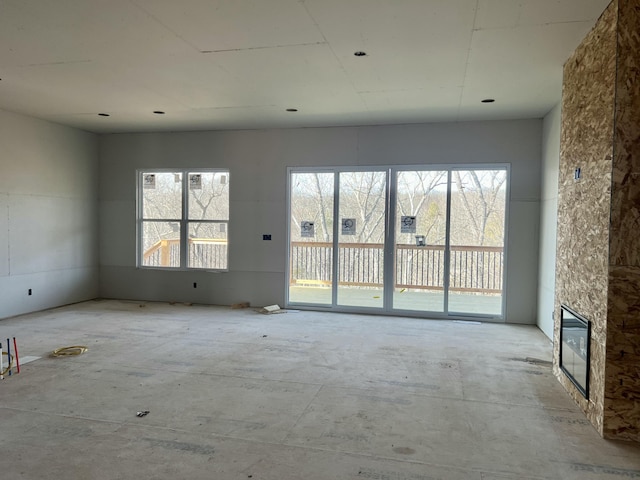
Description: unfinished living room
1,0,639,479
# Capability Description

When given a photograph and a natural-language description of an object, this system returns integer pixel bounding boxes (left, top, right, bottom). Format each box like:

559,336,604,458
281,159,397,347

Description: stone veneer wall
555,0,640,441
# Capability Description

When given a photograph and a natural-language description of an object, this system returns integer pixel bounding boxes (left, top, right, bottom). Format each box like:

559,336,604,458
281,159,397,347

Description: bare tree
339,171,386,243
452,170,506,246
396,171,447,245
141,171,229,268
290,172,334,242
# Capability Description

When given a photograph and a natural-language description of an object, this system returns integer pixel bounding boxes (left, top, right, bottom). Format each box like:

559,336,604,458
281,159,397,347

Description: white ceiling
0,0,610,133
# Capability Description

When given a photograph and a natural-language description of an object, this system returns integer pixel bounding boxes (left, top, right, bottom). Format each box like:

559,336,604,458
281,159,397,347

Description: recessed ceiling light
354,51,367,57
286,108,298,112
153,110,166,115
481,98,495,103
98,113,110,117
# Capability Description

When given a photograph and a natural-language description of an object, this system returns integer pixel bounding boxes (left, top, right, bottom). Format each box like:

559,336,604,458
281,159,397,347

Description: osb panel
554,0,617,436
605,347,640,402
553,326,607,434
608,265,640,331
611,0,640,266
556,181,611,295
604,265,640,440
603,399,640,440
559,0,617,190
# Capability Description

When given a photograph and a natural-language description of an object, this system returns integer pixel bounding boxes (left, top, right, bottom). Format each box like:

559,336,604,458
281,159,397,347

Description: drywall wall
537,103,561,340
0,109,98,320
99,119,542,323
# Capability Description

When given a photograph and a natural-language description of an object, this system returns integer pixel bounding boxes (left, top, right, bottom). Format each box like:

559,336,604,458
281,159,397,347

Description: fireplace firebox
560,305,590,398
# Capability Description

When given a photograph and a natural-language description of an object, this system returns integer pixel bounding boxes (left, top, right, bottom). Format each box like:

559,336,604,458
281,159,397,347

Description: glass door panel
393,170,448,312
337,171,387,308
288,172,334,305
288,166,508,319
449,169,507,315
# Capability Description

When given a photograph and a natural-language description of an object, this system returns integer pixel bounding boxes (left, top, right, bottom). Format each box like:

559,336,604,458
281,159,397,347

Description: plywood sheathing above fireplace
555,0,617,437
555,0,640,442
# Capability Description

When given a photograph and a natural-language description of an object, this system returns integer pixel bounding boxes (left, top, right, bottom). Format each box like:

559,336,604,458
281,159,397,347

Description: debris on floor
257,304,287,315
231,302,250,309
52,346,88,357
136,410,150,417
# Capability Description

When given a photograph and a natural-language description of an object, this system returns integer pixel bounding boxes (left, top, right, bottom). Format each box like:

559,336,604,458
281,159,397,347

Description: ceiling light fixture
286,108,298,112
481,98,495,103
354,51,367,57
153,110,166,115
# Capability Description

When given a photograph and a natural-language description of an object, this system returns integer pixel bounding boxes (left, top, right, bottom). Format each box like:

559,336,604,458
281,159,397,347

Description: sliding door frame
286,164,510,322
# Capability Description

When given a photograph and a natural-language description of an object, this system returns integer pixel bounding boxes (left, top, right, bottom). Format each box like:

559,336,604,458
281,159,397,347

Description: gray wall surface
0,109,99,320
537,104,561,339
99,119,542,324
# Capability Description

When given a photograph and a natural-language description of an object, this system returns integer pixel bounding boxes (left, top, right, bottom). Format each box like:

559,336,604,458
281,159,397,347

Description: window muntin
139,170,229,270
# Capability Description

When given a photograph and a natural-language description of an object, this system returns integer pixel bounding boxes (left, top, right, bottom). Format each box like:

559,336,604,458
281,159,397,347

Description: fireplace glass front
560,305,590,398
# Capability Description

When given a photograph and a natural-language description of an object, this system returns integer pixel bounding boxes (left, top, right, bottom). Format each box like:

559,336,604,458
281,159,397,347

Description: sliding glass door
392,170,448,313
448,169,506,316
288,172,334,305
287,166,508,319
337,171,387,308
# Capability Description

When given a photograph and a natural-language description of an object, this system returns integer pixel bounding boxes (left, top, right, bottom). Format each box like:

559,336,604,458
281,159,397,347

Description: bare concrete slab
0,299,639,479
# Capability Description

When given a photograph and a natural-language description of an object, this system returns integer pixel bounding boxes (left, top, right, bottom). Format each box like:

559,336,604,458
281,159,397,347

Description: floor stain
393,446,416,455
508,356,552,367
143,438,215,456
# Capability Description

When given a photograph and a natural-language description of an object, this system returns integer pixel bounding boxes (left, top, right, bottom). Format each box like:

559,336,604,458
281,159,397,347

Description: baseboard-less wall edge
0,297,101,322
0,267,99,320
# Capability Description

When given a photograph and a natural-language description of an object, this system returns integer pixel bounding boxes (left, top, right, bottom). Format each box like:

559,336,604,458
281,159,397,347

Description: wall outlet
28,288,32,296
193,282,197,288
574,167,581,180
263,234,272,241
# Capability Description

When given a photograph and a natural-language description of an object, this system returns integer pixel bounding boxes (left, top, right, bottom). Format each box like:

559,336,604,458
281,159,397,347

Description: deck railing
143,239,503,294
290,242,503,294
143,238,227,269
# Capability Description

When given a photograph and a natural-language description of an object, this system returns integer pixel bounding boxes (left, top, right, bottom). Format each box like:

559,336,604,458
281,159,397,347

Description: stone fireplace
554,0,640,441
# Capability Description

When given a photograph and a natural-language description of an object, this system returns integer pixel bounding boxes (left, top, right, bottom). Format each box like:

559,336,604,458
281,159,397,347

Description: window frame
136,168,230,271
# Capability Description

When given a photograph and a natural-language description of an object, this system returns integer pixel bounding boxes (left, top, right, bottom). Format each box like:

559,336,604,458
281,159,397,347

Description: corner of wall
537,103,562,340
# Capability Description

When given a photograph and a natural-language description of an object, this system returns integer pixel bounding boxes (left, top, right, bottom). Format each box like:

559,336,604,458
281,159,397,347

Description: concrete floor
1,300,639,479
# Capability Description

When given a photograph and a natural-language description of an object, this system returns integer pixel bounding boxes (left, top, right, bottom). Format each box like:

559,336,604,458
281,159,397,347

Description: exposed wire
52,346,88,357
1,352,14,376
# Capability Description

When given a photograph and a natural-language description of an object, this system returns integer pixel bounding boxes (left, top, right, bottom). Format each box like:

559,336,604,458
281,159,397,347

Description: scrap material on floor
0,299,639,479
